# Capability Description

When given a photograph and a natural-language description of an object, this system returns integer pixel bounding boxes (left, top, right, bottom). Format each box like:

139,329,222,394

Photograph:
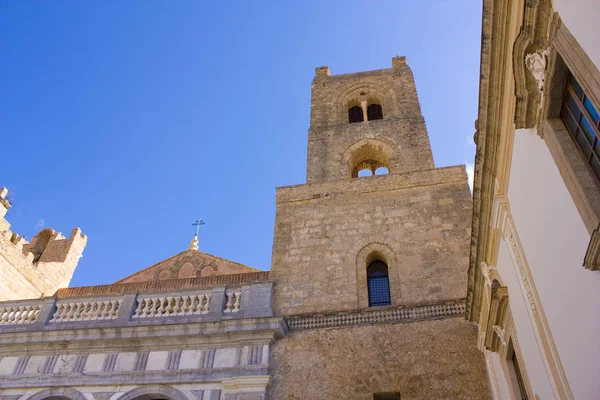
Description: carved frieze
287,300,465,331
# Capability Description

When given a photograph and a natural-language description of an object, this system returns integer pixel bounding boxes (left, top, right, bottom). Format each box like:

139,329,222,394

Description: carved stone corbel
513,0,553,129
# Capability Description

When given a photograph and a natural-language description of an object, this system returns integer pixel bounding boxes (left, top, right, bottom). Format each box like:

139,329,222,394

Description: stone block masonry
271,165,472,316
0,187,87,301
267,317,491,399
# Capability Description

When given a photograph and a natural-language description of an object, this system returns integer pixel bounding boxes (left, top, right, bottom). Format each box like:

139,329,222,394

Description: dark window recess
367,260,391,307
560,73,600,181
373,392,401,400
512,351,528,400
348,105,364,123
367,103,384,120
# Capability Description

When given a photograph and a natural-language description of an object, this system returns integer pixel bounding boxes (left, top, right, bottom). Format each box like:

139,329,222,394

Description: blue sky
1,1,481,287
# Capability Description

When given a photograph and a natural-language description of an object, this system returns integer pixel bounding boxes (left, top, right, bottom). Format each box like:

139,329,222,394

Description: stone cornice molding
0,317,287,354
221,375,270,394
0,365,270,389
466,0,514,322
277,165,468,204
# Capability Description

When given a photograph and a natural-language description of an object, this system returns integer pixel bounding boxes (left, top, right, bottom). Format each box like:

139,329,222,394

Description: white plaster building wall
489,351,512,400
508,128,600,398
554,1,600,69
496,239,554,399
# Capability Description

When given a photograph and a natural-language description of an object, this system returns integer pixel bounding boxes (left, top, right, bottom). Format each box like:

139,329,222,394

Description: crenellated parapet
0,187,87,301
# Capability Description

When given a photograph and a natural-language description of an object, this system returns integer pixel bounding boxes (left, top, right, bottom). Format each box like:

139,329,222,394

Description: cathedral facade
0,58,490,399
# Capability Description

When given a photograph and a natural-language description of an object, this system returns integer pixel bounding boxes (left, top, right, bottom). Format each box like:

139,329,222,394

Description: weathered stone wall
0,187,87,301
267,317,491,399
271,166,472,316
307,58,435,183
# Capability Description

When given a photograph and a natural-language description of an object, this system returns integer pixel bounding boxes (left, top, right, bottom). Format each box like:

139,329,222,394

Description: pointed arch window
367,103,383,121
348,105,364,123
367,260,391,307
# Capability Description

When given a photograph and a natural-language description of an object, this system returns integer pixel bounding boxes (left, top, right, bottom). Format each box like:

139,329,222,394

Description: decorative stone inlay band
0,304,40,325
50,300,121,322
287,300,465,330
133,294,210,318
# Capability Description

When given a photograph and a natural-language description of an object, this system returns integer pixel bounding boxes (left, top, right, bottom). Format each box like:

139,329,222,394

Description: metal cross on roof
192,217,205,237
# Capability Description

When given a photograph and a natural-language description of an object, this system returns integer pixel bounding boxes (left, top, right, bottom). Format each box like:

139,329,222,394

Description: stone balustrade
0,303,40,325
132,293,210,318
0,281,273,332
50,299,121,322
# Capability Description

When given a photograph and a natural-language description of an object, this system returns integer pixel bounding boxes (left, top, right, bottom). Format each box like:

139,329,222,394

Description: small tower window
367,103,383,120
367,260,391,307
348,105,364,123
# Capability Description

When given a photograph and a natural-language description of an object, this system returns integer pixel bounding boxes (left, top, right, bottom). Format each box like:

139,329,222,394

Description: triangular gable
115,250,260,284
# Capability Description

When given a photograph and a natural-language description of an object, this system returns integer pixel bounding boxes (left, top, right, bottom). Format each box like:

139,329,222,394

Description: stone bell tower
267,58,491,399
306,56,434,183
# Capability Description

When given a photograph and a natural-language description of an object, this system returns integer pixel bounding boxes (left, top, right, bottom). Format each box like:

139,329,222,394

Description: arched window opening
348,105,364,123
358,168,373,177
367,260,391,307
367,103,383,120
349,142,391,178
375,167,389,175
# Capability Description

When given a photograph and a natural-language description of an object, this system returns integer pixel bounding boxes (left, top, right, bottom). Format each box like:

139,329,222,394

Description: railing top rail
55,271,270,299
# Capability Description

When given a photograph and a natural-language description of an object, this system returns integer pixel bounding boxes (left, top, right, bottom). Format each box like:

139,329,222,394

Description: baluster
27,306,38,322
52,304,62,322
150,298,159,317
175,297,184,315
191,295,200,315
232,292,241,312
201,294,210,314
67,303,77,320
106,301,115,319
144,298,153,317
72,303,82,320
64,303,75,321
12,306,23,324
86,302,95,320
224,293,233,313
0,307,8,324
163,297,175,315
18,306,28,323
91,302,100,320
111,301,120,318
133,298,143,318
183,296,192,315
156,297,166,315
99,301,108,320
146,298,154,317
81,303,91,320
7,307,16,324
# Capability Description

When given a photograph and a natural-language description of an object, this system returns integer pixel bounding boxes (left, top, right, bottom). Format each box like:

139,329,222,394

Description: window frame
560,73,600,181
367,260,391,307
348,105,364,123
367,103,384,121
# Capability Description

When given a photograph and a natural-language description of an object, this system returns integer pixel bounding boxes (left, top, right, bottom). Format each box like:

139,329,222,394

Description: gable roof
115,249,260,284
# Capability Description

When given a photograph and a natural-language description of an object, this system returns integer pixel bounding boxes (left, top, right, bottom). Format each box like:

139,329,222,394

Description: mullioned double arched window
347,100,384,123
